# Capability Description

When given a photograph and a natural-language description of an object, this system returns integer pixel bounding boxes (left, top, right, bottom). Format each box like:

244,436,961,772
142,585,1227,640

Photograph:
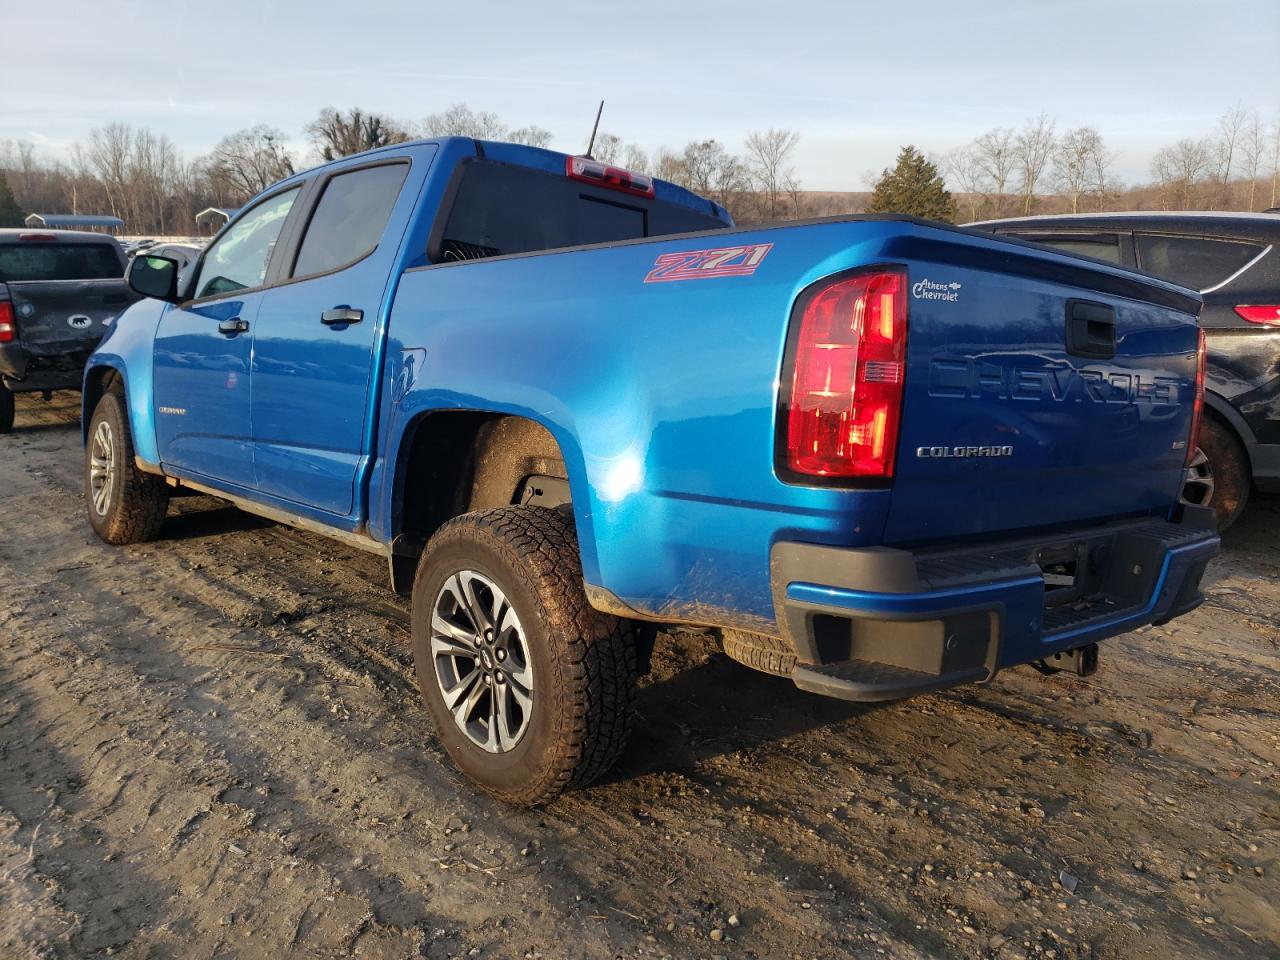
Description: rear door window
1135,234,1266,291
292,162,409,278
435,159,724,262
0,243,122,281
1005,233,1124,265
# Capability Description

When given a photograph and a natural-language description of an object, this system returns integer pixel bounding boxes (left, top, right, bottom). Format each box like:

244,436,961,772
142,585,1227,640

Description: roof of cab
268,136,730,223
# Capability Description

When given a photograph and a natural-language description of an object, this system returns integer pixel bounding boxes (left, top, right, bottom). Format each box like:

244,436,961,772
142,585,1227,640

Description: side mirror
127,255,181,302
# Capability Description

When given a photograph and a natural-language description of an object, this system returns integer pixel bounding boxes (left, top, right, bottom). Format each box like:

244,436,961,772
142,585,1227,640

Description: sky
1,0,1276,191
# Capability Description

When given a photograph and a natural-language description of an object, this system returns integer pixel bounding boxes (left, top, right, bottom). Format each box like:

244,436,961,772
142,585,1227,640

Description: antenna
585,100,604,158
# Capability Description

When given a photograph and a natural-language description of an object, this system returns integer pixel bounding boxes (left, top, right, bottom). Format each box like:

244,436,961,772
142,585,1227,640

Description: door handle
217,318,249,335
321,306,363,326
1065,299,1116,360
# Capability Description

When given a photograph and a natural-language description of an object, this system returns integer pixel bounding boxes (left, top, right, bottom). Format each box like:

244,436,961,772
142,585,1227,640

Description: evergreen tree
0,172,23,227
867,146,956,223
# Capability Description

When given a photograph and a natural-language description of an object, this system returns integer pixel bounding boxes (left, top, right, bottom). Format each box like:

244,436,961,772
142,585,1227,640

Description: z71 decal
643,242,772,283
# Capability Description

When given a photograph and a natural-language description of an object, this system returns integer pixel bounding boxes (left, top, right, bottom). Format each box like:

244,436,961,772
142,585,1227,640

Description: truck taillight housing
1186,327,1206,467
0,302,14,344
780,269,907,481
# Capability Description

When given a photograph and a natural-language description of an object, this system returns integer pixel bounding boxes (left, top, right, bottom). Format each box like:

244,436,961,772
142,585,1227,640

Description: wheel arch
1203,390,1256,475
81,363,122,444
387,408,591,590
82,356,162,472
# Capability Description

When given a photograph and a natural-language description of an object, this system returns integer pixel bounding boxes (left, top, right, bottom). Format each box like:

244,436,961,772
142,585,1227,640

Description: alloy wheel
430,569,534,753
89,420,115,517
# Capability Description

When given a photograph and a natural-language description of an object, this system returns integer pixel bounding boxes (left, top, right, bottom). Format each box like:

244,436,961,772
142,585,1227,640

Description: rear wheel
0,384,13,434
410,507,637,805
85,388,170,544
1182,417,1249,530
722,630,797,677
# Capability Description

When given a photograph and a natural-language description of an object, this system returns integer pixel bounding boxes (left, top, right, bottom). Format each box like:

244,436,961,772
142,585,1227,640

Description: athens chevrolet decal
644,243,772,283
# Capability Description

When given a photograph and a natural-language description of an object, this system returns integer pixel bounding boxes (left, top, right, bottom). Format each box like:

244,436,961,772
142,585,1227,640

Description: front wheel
85,388,170,544
410,507,637,805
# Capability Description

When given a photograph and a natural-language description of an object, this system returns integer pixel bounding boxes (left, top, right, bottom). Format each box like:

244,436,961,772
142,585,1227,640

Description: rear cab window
433,159,725,262
1136,234,1266,291
0,242,123,281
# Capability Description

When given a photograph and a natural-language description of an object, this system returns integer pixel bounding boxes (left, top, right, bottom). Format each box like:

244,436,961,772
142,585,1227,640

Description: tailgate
0,280,135,380
882,233,1201,545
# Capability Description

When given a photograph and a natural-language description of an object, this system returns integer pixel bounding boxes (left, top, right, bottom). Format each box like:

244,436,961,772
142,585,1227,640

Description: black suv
972,212,1279,528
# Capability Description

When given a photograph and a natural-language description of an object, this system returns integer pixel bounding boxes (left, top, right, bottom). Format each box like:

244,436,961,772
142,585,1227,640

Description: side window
292,163,409,278
1008,233,1123,265
1136,234,1265,291
195,187,299,299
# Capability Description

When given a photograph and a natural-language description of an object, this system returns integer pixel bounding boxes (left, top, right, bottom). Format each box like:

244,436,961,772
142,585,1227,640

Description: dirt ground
1,392,1276,960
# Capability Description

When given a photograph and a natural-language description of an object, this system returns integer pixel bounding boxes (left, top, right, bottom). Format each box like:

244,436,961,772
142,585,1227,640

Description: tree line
1,102,1276,234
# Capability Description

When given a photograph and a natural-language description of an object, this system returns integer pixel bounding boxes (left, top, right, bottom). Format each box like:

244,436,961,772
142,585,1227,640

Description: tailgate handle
1065,299,1116,360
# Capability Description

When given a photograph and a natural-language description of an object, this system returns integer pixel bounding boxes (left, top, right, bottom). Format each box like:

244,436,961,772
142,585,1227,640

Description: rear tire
1183,417,1249,530
410,507,637,805
722,630,797,677
85,387,169,544
0,384,13,434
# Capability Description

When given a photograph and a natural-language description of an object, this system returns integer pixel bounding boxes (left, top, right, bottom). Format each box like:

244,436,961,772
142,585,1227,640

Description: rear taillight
18,233,56,242
1186,327,1206,467
0,302,14,344
1234,304,1280,326
565,156,656,198
781,269,908,480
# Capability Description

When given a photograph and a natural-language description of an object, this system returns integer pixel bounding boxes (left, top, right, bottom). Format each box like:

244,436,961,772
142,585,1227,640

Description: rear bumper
2,351,93,393
771,508,1219,702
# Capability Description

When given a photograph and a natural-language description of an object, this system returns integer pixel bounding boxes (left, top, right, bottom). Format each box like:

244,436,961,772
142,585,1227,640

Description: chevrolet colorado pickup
84,138,1219,804
0,229,137,432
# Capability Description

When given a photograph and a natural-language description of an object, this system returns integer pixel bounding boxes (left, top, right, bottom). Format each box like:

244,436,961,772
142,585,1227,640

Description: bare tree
653,148,688,187
1215,103,1249,205
744,128,799,220
1272,115,1280,209
591,132,623,164
508,126,553,149
622,144,649,173
206,126,296,202
1151,138,1214,209
86,123,134,222
421,103,506,140
1239,111,1266,211
944,146,990,222
1051,127,1110,214
1014,113,1056,216
709,148,750,214
972,127,1017,216
306,107,409,161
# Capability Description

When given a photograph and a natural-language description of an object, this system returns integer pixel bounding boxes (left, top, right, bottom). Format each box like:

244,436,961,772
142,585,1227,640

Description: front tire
410,507,637,805
1183,417,1249,530
0,383,13,434
85,388,170,544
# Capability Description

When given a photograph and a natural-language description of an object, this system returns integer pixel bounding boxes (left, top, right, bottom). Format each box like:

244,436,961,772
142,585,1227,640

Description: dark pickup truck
0,229,137,432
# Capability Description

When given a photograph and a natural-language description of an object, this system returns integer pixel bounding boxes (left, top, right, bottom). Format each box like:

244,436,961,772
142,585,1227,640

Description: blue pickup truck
83,137,1219,804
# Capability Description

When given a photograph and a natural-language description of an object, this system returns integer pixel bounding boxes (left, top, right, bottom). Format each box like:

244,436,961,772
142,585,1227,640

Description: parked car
143,242,202,272
0,229,139,432
84,139,1218,804
971,212,1280,528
